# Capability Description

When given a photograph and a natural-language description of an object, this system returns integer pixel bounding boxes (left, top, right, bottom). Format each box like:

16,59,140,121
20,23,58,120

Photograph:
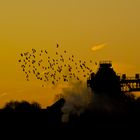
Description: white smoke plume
61,81,92,123
61,81,127,122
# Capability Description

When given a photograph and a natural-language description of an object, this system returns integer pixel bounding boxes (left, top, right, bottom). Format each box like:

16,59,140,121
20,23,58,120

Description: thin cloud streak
0,92,7,98
91,43,107,51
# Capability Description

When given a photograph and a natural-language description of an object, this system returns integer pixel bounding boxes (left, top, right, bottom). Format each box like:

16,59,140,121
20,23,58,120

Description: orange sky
0,0,140,108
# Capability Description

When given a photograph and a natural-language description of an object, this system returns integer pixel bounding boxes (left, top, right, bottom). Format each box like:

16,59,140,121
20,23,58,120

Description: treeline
1,93,140,114
2,100,42,112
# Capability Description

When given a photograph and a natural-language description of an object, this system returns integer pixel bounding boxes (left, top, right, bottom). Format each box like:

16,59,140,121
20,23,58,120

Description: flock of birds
18,44,97,87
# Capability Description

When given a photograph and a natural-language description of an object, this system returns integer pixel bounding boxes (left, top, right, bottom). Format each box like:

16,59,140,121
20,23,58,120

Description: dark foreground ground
0,98,140,138
0,111,139,139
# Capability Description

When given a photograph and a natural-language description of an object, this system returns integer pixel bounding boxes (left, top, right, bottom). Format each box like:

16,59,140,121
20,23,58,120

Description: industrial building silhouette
87,61,140,94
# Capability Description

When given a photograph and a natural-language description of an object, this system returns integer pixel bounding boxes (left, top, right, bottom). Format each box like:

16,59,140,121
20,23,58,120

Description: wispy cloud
0,92,7,98
91,43,107,51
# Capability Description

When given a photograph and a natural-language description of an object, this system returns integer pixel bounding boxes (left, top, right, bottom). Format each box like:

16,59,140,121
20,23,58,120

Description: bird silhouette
18,46,94,86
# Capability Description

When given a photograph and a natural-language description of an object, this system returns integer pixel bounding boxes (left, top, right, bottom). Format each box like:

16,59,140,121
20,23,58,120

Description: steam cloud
61,82,92,122
61,82,126,123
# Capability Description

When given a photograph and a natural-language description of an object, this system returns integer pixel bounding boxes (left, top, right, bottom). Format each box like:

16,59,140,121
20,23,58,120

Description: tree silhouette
3,100,41,112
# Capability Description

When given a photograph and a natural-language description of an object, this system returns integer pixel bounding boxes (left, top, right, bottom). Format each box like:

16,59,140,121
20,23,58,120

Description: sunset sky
0,0,140,108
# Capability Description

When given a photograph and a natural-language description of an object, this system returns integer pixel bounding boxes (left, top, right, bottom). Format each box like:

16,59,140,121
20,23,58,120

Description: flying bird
19,46,95,86
57,44,59,48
